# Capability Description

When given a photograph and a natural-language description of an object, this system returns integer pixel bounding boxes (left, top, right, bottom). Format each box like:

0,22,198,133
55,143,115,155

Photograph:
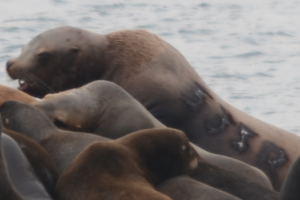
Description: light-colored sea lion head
6,26,106,98
33,80,129,132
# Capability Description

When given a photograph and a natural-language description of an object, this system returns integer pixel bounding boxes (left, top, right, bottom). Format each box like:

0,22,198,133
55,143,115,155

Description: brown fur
56,128,198,200
0,85,37,105
56,142,172,200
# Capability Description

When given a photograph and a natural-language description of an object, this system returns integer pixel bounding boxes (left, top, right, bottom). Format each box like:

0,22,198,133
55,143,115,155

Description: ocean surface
1,0,300,135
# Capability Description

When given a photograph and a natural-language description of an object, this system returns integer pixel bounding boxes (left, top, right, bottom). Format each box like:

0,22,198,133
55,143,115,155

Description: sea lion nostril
6,60,13,70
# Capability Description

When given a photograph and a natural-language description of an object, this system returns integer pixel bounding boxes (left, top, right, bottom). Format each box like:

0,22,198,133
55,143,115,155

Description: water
1,0,300,135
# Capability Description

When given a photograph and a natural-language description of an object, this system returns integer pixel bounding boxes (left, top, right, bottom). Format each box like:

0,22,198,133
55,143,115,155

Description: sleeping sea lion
34,80,164,138
0,100,109,175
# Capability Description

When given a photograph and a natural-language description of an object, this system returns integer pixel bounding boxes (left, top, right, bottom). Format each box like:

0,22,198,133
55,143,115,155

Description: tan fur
105,30,166,85
0,85,37,105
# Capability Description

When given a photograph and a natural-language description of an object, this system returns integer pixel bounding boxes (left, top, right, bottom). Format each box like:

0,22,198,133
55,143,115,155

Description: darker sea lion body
157,176,242,200
0,100,109,175
56,128,198,200
6,26,300,190
3,128,58,197
1,132,52,200
279,153,300,200
189,160,279,200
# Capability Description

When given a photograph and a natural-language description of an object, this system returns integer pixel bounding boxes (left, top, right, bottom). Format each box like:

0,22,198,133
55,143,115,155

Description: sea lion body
279,153,300,200
6,26,300,189
34,80,164,138
56,128,198,200
56,141,172,200
0,101,109,175
34,79,272,189
191,143,273,189
1,133,52,200
189,160,279,200
3,128,58,196
157,176,242,200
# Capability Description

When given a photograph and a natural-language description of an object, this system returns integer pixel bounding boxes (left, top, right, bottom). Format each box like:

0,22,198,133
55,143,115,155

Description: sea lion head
6,26,102,98
118,128,201,185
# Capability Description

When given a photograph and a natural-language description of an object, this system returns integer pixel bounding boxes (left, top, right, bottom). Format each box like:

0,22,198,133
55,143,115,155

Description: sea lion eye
37,52,51,59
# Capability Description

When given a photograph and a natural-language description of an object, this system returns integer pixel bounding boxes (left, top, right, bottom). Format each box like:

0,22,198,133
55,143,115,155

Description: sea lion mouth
18,79,31,91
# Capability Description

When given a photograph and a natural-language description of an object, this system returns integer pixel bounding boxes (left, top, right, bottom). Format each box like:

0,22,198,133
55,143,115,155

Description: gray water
1,0,300,135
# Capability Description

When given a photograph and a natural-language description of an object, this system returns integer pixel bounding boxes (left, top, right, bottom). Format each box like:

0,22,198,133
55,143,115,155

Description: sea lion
5,26,298,190
34,80,272,189
279,153,300,200
188,159,279,200
0,100,109,175
1,131,52,199
157,176,242,200
56,141,172,200
3,127,58,196
34,80,165,138
57,128,200,200
116,128,277,200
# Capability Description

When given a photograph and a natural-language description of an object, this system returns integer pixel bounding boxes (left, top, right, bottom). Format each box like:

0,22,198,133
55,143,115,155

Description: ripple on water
178,29,214,35
233,51,264,58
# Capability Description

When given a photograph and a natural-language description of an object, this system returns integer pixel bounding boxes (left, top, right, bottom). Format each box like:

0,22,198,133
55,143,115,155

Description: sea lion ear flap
70,46,80,53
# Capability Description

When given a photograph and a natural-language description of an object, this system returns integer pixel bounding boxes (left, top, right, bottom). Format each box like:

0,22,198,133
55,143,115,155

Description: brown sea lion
0,84,37,105
57,128,200,200
117,128,278,200
34,80,272,189
3,127,58,196
5,26,299,190
157,176,242,200
0,100,109,175
34,80,164,138
57,128,278,200
1,130,53,199
56,141,172,200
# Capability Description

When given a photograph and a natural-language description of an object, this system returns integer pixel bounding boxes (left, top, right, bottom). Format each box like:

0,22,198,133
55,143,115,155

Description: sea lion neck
0,101,59,143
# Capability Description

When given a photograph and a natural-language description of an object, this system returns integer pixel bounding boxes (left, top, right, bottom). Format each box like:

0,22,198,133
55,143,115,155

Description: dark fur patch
257,141,288,183
230,124,257,153
206,108,230,135
181,82,211,111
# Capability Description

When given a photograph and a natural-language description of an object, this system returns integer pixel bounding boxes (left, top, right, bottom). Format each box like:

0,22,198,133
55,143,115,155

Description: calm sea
1,0,300,135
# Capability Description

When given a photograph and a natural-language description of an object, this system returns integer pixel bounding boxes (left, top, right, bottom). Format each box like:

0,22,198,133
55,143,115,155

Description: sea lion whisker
26,74,55,94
